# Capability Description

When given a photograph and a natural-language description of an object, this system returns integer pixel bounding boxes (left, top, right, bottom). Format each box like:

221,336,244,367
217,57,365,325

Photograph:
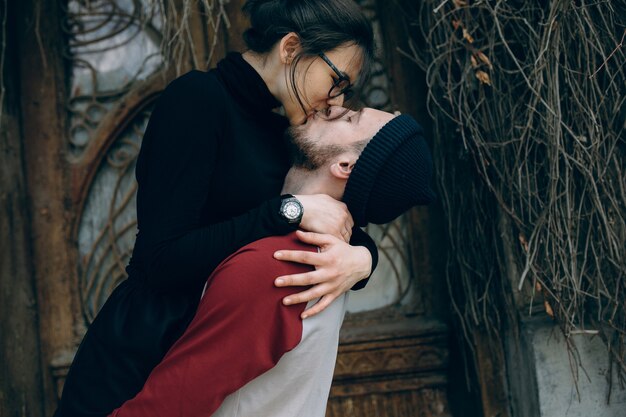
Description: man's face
286,106,395,169
304,106,395,147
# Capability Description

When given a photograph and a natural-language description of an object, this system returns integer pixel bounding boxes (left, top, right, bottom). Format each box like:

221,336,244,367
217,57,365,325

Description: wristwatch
279,194,303,225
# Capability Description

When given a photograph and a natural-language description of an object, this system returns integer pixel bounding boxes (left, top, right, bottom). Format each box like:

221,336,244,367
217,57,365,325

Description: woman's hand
294,194,353,242
273,230,372,319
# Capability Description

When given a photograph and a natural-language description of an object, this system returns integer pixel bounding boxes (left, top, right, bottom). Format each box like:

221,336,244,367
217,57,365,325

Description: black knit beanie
343,114,436,226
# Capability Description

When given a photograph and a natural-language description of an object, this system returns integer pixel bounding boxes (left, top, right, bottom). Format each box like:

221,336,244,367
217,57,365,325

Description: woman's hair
242,0,375,112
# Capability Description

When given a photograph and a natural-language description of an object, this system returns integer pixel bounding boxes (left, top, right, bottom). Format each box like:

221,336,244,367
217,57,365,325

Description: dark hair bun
242,0,288,53
242,0,373,57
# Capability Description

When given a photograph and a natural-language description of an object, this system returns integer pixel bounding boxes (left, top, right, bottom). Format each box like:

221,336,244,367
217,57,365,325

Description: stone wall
526,318,626,417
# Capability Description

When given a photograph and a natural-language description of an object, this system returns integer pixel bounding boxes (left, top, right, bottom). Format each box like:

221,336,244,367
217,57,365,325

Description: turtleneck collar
216,52,283,115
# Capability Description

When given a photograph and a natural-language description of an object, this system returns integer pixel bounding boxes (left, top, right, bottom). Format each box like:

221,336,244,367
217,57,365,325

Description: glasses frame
319,53,353,99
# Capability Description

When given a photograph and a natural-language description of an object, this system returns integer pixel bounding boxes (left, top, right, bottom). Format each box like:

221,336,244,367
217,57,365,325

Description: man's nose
326,94,345,107
324,105,350,119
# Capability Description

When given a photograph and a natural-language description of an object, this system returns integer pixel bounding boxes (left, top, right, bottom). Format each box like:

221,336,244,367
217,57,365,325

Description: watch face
283,201,301,220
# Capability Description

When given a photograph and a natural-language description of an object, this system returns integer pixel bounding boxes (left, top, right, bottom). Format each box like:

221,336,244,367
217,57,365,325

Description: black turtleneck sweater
127,52,377,293
55,53,378,417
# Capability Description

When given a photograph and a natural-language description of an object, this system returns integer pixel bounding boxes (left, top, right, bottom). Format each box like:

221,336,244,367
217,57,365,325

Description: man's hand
273,230,372,319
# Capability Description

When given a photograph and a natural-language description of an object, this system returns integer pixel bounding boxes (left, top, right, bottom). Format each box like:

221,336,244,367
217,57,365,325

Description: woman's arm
349,226,379,289
132,71,297,292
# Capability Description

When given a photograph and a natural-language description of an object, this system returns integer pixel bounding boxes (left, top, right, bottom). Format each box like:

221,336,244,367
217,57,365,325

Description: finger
274,249,323,266
294,230,337,246
274,270,322,287
282,285,329,306
301,295,335,319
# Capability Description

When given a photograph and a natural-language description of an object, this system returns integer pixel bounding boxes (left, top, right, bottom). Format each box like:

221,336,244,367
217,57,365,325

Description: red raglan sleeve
110,235,316,417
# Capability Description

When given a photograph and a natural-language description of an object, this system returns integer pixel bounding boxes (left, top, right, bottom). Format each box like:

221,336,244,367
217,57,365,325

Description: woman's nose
326,94,345,107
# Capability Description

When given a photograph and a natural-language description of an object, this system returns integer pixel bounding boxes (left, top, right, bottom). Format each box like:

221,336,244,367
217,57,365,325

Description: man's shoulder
212,232,316,278
244,232,317,254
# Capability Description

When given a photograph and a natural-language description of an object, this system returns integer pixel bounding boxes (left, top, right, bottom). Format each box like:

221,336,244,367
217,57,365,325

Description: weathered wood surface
0,2,45,415
15,0,79,414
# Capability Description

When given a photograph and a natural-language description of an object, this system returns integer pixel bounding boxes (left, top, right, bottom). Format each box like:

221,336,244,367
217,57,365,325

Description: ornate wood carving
76,108,149,322
335,340,448,379
328,389,451,417
328,317,451,416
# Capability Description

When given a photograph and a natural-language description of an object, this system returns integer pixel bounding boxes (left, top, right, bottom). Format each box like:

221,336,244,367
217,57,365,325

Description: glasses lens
329,79,351,98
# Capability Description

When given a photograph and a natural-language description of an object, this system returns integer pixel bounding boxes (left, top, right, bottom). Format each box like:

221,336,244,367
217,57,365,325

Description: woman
55,1,377,416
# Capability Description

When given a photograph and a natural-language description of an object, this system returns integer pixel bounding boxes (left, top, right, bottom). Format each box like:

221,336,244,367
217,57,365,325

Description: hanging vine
405,0,626,387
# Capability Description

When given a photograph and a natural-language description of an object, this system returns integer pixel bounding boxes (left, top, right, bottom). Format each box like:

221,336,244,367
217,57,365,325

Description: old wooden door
16,0,451,415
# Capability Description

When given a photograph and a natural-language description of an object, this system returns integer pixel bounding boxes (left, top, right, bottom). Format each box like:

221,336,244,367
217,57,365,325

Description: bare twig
407,0,626,391
590,29,626,79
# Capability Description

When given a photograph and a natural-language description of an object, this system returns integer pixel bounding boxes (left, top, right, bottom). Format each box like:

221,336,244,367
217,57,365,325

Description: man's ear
330,159,355,180
279,32,301,64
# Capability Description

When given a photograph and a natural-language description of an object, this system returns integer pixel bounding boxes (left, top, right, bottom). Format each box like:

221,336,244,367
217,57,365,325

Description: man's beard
284,126,346,171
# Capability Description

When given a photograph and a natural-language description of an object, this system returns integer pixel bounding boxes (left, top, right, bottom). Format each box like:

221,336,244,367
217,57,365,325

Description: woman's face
284,44,363,126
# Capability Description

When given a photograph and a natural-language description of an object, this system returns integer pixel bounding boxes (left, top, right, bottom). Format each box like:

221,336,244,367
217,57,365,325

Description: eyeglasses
319,53,353,99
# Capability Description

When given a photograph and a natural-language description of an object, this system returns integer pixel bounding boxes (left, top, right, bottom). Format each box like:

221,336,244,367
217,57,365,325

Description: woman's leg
55,279,198,417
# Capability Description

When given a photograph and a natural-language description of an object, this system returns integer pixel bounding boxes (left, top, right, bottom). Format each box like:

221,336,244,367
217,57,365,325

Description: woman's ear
330,159,355,180
279,32,301,64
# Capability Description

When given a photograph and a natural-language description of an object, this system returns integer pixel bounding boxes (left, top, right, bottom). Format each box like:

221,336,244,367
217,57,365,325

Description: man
109,106,435,417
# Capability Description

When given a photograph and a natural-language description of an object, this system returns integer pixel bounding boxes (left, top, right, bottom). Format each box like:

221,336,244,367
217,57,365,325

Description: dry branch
406,0,626,390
